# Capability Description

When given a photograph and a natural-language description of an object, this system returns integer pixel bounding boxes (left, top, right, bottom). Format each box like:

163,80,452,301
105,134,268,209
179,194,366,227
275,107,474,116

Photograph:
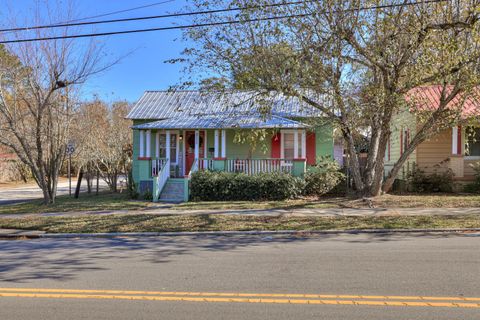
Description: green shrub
407,167,454,193
190,171,303,201
143,189,153,201
464,162,480,193
304,156,345,198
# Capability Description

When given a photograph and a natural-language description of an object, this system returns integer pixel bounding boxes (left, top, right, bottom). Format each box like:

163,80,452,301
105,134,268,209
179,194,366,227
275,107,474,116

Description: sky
1,0,197,103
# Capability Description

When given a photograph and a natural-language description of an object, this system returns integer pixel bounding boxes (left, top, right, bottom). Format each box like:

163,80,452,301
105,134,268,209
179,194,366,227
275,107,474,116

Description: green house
126,90,336,202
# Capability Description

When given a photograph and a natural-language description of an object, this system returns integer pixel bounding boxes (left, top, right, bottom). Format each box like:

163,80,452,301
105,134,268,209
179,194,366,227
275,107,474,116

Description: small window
283,131,303,159
466,127,480,156
283,133,295,159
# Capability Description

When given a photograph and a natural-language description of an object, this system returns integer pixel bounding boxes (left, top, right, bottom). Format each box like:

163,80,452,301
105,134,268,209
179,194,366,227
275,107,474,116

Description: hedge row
189,171,304,201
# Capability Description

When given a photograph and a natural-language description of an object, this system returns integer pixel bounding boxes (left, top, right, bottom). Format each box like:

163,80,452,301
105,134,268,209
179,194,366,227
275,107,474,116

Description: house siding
416,128,452,174
385,111,417,178
130,121,334,193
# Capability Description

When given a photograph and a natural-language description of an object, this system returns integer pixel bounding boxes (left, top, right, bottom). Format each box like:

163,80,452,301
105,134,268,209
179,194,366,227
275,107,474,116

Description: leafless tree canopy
0,0,116,204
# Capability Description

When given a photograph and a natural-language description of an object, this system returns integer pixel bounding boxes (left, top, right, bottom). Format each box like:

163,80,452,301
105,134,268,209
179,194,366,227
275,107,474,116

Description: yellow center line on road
0,287,479,302
0,291,479,308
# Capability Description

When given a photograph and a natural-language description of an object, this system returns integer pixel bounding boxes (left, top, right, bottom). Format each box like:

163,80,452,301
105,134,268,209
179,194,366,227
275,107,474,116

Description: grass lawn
175,194,480,210
0,192,153,215
1,191,479,216
0,214,479,233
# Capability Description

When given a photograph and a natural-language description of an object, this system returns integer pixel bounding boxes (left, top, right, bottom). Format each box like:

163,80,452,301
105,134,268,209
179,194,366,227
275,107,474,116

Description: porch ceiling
131,114,310,130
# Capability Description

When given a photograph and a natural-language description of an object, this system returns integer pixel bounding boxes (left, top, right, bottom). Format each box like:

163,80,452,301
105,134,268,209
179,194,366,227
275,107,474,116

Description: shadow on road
0,232,466,283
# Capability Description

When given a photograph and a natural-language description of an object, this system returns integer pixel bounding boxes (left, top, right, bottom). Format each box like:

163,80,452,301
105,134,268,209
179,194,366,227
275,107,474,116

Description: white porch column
221,130,226,158
214,129,219,158
155,132,160,159
146,130,151,158
194,130,200,160
139,130,145,158
452,126,459,155
301,130,306,159
166,130,171,160
294,129,299,159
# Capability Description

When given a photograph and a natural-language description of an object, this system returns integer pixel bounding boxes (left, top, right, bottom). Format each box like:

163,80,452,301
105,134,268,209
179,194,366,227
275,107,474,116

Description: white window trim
156,130,180,165
281,129,305,159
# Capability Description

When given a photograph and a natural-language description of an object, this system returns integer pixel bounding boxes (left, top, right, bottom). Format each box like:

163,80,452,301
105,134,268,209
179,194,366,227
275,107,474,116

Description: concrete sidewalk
0,206,479,219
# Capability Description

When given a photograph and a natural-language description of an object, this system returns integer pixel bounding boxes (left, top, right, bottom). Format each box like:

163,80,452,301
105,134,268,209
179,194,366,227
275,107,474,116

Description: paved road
0,179,110,205
0,232,479,319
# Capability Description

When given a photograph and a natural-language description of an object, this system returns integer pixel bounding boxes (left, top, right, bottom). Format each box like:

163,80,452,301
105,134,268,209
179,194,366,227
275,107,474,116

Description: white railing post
146,130,151,158
166,130,171,161
221,130,226,158
214,129,219,158
194,130,200,161
139,130,145,158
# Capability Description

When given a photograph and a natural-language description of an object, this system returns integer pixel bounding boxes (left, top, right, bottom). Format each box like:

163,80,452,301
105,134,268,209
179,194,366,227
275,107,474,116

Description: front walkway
1,206,478,219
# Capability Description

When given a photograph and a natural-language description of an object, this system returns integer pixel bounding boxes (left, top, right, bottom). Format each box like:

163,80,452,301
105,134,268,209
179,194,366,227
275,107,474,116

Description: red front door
185,131,205,174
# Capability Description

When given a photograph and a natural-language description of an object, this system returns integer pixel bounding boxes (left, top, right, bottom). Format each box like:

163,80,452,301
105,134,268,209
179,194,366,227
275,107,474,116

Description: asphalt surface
0,232,479,319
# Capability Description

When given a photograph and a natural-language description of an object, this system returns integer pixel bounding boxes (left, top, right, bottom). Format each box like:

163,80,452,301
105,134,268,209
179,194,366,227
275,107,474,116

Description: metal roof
126,90,327,120
131,114,309,130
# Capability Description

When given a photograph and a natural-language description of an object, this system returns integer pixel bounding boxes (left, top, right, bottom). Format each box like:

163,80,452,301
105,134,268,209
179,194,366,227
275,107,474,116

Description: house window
466,127,480,157
282,131,303,159
283,133,294,159
158,133,178,163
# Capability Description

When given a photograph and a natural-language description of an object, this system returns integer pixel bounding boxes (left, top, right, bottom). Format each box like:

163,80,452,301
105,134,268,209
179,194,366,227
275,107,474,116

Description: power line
0,0,176,36
58,0,177,24
0,0,314,33
0,0,449,44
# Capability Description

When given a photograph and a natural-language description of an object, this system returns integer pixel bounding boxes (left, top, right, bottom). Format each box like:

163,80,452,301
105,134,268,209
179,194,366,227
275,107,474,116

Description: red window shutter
271,132,281,158
457,125,462,155
306,132,316,165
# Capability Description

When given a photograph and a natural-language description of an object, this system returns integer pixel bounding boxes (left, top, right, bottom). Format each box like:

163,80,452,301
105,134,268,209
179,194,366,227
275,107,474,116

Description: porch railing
226,158,293,175
152,158,168,177
188,158,199,177
155,158,170,200
198,158,214,171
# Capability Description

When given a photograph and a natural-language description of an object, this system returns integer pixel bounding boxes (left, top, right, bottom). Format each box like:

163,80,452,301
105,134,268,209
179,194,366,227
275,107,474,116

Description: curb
1,228,480,240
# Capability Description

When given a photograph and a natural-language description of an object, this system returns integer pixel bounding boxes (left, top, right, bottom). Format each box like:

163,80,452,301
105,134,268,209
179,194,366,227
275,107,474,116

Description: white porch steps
159,179,185,203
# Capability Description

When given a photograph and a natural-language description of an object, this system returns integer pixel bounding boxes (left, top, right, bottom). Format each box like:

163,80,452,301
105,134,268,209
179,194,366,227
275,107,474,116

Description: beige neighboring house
385,85,480,182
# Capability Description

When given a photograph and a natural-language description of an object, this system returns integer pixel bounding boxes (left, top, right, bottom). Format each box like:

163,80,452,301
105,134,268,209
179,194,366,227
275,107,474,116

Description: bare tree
74,100,132,193
177,0,480,196
0,1,115,204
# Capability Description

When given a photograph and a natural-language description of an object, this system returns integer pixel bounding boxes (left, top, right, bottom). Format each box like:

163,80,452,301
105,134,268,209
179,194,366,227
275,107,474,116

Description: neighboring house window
282,131,303,159
283,133,295,159
466,127,480,157
158,133,178,163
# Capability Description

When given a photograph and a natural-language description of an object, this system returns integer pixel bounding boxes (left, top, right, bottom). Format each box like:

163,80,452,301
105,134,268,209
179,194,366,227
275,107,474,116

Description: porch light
179,134,183,141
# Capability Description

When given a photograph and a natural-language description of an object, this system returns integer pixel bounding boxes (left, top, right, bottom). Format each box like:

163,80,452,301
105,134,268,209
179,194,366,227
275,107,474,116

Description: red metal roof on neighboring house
0,153,16,160
405,85,480,118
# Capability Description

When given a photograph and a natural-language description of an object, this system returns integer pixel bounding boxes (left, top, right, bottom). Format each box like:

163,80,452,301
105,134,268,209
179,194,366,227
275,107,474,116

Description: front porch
134,127,310,202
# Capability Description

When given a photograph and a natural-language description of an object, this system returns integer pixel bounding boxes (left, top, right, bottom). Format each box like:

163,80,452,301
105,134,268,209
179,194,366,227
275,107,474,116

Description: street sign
66,143,75,155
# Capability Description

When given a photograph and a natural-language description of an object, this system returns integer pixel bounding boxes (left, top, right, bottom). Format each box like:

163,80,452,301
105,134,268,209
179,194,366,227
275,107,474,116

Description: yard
0,192,154,215
1,192,480,216
0,213,479,233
